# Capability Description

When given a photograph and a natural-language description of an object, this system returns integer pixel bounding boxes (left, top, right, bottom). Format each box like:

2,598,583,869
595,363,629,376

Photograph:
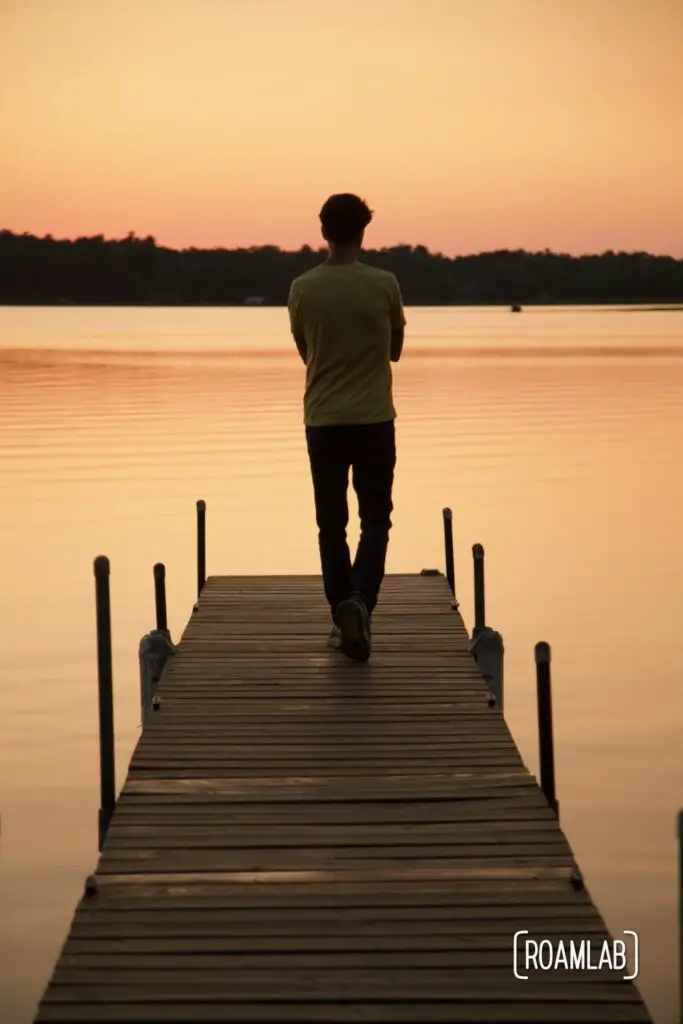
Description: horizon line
1,229,681,263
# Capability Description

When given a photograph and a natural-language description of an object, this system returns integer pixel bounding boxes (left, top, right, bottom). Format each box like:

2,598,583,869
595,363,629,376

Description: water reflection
0,306,681,1023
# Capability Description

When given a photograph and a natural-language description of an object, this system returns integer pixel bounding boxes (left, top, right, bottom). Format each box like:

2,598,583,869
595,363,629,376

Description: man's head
319,193,373,250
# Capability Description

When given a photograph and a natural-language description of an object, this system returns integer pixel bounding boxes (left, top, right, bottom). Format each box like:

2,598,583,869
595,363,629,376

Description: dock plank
32,573,652,1023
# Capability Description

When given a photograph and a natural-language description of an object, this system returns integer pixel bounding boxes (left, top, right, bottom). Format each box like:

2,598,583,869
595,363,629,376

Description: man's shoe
326,624,342,650
336,595,371,663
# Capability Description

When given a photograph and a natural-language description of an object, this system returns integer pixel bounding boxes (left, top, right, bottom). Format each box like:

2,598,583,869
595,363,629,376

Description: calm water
0,306,682,1023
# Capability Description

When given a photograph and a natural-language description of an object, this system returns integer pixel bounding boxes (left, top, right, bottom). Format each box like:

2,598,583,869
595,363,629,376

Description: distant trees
1,230,681,306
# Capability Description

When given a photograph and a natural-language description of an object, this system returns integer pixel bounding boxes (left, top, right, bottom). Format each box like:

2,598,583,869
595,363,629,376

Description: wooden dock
33,571,653,1023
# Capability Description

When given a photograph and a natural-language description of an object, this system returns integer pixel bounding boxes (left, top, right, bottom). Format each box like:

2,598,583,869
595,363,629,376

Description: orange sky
1,0,681,256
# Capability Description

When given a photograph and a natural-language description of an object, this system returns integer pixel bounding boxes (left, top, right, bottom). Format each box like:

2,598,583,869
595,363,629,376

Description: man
287,193,406,663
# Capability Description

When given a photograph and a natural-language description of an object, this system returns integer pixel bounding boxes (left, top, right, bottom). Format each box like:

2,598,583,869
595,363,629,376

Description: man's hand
293,330,308,364
288,281,307,363
390,326,404,363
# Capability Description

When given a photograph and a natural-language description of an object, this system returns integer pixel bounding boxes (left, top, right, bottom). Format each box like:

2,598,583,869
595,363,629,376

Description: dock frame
32,506,655,1023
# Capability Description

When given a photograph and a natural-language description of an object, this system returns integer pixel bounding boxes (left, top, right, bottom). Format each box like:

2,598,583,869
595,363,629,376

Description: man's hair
319,193,373,245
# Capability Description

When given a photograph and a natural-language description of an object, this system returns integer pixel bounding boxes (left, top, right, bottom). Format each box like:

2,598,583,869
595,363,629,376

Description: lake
0,305,681,1023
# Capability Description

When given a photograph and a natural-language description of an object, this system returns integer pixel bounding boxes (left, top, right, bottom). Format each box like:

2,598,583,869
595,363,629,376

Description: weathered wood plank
35,1002,653,1023
69,881,597,910
39,976,642,1001
109,805,559,826
59,939,610,960
136,709,497,720
97,851,577,874
118,777,543,802
69,915,609,937
104,822,566,844
49,965,632,985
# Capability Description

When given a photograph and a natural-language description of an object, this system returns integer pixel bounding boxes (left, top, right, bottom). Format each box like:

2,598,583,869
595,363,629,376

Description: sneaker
335,595,371,663
326,624,342,650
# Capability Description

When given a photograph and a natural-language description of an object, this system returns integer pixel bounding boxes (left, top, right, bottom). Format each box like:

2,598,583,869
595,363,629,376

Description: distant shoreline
3,232,682,306
1,301,682,310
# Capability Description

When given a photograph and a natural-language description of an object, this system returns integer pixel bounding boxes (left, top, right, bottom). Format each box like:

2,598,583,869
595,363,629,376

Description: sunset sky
1,0,681,256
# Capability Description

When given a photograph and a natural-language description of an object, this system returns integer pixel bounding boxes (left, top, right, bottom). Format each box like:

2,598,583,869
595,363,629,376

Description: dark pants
306,420,396,620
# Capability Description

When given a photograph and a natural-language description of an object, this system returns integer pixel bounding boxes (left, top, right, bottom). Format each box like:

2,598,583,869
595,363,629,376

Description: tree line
1,230,682,306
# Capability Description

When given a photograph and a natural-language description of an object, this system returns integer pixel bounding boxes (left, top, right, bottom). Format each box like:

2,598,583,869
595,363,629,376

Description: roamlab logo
512,930,640,981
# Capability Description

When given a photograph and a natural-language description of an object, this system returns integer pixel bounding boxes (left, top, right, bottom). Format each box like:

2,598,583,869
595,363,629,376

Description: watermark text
512,930,639,981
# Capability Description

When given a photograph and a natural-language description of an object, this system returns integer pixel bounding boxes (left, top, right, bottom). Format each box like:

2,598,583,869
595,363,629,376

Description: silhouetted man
287,194,406,662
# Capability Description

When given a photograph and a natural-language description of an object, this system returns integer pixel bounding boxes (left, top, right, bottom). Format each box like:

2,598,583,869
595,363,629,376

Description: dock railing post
94,555,115,851
678,810,683,1024
535,641,559,819
472,543,485,638
442,507,456,602
153,562,168,633
139,562,176,727
196,499,206,604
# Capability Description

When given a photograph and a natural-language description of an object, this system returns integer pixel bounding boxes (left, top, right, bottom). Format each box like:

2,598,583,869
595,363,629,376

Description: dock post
472,543,485,638
94,555,115,851
535,641,559,818
678,810,683,1024
442,507,456,601
153,562,167,633
196,499,206,602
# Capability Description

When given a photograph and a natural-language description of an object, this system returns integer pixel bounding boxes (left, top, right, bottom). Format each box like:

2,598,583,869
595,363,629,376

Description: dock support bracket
139,629,176,727
470,626,505,713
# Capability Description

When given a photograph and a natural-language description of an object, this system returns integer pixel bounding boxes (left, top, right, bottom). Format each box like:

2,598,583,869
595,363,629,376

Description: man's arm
293,328,308,364
287,282,307,364
390,325,404,363
388,275,406,362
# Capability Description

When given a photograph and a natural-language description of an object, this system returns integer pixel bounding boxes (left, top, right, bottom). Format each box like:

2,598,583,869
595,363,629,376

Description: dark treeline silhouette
2,230,682,306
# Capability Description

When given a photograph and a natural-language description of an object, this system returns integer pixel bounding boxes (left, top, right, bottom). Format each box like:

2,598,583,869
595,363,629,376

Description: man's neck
326,244,360,265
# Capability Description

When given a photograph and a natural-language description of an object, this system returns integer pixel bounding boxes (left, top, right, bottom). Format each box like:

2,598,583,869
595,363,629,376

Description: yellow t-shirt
288,261,406,427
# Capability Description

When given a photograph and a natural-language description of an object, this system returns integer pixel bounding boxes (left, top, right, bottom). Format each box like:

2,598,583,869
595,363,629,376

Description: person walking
287,193,406,662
